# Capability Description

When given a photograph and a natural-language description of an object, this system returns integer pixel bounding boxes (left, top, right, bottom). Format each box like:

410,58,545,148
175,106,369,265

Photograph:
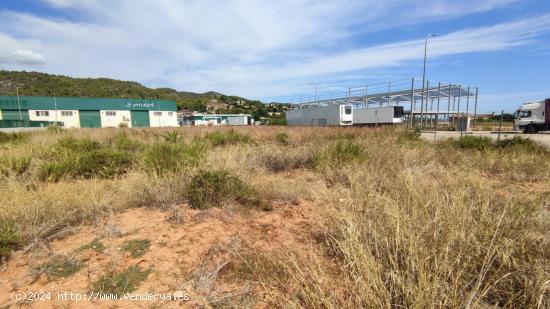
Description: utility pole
53,92,59,124
16,87,23,121
309,83,318,106
421,33,438,129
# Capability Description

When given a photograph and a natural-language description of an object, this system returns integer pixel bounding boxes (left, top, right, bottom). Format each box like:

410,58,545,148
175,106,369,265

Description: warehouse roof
0,95,177,111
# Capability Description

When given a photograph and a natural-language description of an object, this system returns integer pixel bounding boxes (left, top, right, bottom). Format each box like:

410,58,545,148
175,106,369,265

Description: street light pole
421,33,437,129
16,87,23,121
309,83,318,106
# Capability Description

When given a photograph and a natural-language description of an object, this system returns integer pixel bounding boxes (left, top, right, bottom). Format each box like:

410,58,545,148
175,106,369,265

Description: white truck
514,98,550,133
286,104,353,126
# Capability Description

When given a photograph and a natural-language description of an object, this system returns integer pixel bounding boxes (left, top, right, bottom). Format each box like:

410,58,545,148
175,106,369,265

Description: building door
131,111,150,127
79,110,101,128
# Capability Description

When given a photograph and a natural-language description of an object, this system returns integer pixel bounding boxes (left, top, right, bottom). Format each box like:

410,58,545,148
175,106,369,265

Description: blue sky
0,0,549,112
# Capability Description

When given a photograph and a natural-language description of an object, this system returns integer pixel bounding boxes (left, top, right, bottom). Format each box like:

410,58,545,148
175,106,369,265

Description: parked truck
514,98,550,133
353,106,404,126
286,104,353,126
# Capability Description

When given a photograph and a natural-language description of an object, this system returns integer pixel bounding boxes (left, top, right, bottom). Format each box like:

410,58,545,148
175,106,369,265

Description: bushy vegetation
397,128,421,142
274,132,289,144
312,138,366,168
46,124,63,134
142,141,205,176
446,135,548,153
495,135,548,153
92,266,151,296
203,129,252,146
110,132,143,152
448,135,494,151
0,131,27,144
39,138,133,181
0,156,31,176
0,224,18,260
187,170,262,210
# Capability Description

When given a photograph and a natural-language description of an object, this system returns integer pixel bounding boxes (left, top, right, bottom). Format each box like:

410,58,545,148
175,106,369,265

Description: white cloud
10,50,45,65
0,0,543,100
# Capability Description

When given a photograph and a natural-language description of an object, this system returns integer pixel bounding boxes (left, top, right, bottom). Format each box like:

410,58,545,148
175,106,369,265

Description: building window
153,112,162,116
106,111,117,117
168,112,174,116
35,111,49,117
61,111,73,116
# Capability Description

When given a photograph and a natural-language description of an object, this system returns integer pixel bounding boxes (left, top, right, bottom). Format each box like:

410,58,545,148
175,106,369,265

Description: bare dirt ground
0,200,320,308
421,130,550,147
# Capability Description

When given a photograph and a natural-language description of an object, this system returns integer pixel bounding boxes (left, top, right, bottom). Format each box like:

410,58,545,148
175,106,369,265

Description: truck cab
514,99,550,133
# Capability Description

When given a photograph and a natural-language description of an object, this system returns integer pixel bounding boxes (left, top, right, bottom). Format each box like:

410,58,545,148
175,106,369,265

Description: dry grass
1,126,549,308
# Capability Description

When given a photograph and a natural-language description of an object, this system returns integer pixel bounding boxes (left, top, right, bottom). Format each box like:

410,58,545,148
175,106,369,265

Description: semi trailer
286,104,404,126
514,98,550,133
286,104,353,126
353,106,404,126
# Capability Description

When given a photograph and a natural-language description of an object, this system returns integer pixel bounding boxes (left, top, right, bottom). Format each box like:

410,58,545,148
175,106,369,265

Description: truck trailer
353,106,404,125
514,98,550,133
286,104,353,126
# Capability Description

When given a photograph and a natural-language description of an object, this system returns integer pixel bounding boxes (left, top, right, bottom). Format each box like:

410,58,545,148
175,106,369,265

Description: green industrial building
0,95,178,128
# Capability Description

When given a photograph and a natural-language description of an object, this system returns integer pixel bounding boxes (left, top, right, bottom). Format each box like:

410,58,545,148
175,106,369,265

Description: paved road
421,131,550,147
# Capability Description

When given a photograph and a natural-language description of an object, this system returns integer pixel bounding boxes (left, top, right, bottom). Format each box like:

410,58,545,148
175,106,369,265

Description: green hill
0,71,290,120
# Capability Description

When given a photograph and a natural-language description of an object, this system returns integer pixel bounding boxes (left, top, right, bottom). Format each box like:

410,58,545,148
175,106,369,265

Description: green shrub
204,129,252,146
92,265,151,296
56,136,101,152
143,142,205,176
313,139,366,168
111,132,143,151
495,136,548,153
398,128,421,142
40,147,132,181
121,239,150,258
274,132,289,145
0,131,27,144
0,156,31,176
0,224,19,261
46,124,63,134
269,118,287,126
162,131,180,143
450,135,493,151
187,170,262,210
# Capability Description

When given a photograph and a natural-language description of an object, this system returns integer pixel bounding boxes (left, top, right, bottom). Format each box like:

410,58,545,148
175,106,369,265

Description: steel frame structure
290,78,479,129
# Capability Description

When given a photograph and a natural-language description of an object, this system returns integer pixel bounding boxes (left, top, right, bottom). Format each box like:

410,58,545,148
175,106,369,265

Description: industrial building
192,113,254,126
287,78,479,129
0,95,177,128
